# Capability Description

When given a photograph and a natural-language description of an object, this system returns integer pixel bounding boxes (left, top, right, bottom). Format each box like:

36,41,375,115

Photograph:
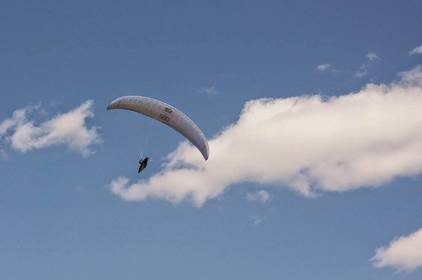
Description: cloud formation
316,64,331,71
111,66,422,206
366,52,379,61
355,52,379,78
409,45,422,55
200,86,220,96
0,101,100,156
247,190,270,203
372,228,422,272
251,215,265,226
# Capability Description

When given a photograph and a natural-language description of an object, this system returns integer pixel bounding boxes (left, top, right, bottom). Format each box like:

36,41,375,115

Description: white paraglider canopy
107,96,209,160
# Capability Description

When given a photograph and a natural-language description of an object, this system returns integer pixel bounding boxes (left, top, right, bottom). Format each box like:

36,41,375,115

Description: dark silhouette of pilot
138,157,149,173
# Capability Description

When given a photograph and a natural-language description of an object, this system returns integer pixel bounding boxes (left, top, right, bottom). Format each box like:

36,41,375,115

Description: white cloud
372,228,422,272
200,86,220,96
355,52,379,78
367,52,379,61
0,101,100,156
247,190,270,203
409,45,422,55
317,64,331,71
0,108,33,155
110,66,422,206
0,108,27,135
251,215,264,226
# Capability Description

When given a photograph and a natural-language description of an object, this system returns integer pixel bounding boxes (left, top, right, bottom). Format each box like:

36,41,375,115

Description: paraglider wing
107,96,209,160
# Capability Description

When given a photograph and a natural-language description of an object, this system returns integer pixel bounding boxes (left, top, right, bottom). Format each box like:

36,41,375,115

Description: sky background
1,0,422,279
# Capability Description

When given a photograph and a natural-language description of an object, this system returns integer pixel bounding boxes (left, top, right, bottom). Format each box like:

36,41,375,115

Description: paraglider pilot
138,157,149,173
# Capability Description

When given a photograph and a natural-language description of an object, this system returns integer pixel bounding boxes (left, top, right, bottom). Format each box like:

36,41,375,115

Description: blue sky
1,1,422,279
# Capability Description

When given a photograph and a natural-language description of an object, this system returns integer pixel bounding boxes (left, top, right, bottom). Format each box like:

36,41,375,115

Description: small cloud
372,228,422,272
316,64,331,71
251,215,265,226
355,52,379,78
0,101,100,156
367,52,379,61
200,86,219,96
355,65,368,78
246,190,270,203
410,45,422,55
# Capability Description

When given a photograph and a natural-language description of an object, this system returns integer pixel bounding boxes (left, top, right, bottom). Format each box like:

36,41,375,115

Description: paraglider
107,95,209,173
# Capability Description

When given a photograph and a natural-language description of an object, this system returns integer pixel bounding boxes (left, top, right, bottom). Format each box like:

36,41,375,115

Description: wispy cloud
355,52,380,78
110,66,422,206
355,66,369,78
372,228,422,272
0,101,100,156
200,86,220,96
366,52,379,61
247,190,270,203
0,108,27,135
409,45,422,55
251,215,265,226
316,64,332,71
